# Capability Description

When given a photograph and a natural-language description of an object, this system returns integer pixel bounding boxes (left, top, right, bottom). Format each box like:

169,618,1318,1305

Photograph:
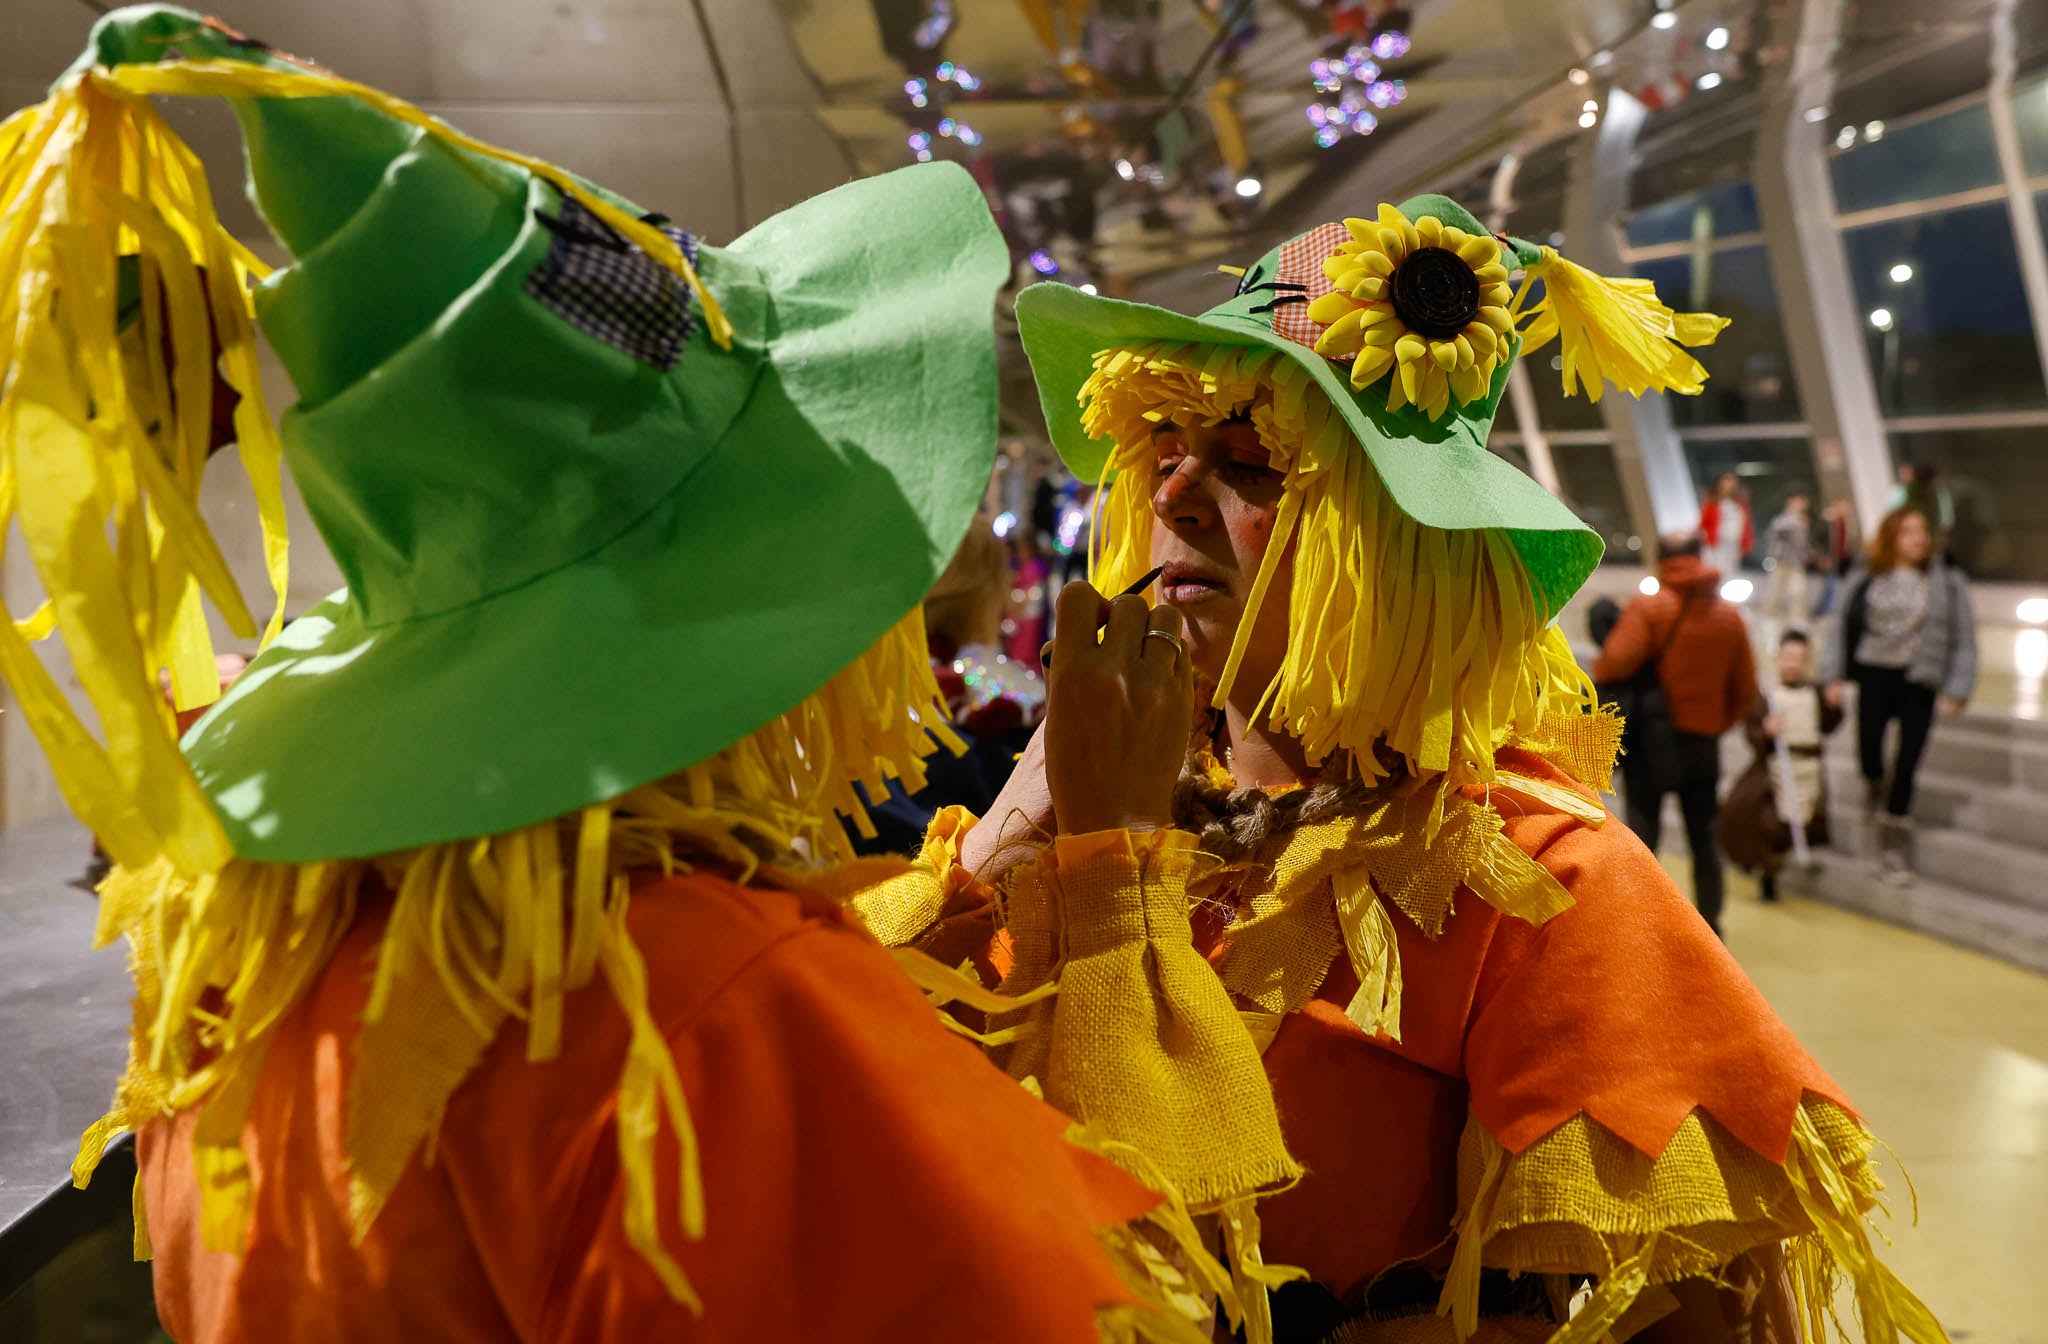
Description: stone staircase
1795,710,2048,975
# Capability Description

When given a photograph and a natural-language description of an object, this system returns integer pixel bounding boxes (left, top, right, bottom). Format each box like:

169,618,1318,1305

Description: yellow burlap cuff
1006,828,1302,1210
844,805,987,947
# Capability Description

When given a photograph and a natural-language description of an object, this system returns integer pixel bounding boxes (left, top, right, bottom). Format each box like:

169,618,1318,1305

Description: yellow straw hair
75,605,961,1313
1080,341,1595,796
0,73,290,876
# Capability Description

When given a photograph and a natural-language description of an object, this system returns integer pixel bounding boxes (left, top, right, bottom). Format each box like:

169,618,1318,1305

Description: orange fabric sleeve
1463,762,1855,1165
139,874,1155,1344
504,879,1157,1344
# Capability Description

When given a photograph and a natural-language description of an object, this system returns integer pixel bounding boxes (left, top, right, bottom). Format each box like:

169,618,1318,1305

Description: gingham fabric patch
524,197,699,372
1266,220,1351,349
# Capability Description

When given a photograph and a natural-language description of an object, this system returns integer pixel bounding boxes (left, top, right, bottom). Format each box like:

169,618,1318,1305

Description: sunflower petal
1430,339,1459,372
1416,215,1444,248
1376,202,1418,256
1457,234,1499,268
1314,306,1368,356
1307,292,1358,326
1352,345,1396,387
1351,274,1386,300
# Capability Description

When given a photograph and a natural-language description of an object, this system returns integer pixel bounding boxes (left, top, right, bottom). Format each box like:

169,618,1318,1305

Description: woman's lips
1162,575,1227,603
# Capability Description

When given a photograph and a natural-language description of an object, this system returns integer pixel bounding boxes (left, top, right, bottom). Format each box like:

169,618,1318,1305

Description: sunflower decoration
1304,203,1516,421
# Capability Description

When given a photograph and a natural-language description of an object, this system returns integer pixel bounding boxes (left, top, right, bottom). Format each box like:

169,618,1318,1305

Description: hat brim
186,162,1007,862
1014,282,1604,616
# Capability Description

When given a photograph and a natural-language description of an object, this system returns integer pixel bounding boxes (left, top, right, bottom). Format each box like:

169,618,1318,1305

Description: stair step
1825,806,2048,914
1791,856,2048,977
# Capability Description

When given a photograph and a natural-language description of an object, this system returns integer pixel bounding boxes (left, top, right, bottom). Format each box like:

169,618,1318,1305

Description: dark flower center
1390,246,1481,340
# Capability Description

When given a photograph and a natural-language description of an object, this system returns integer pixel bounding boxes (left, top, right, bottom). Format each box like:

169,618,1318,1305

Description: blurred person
1003,524,1052,666
1594,531,1761,936
859,195,1940,1342
1719,631,1842,903
1815,496,1855,616
1697,471,1751,577
1888,462,1955,551
5,13,1190,1342
1820,507,1978,883
1762,491,1813,633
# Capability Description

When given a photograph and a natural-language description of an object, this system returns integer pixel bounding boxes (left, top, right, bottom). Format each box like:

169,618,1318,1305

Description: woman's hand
1939,696,1965,720
1043,581,1194,836
1823,682,1846,710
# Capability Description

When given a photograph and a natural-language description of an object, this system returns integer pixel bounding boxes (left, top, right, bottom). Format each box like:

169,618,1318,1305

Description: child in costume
0,9,1232,1341
862,200,1946,1344
1720,632,1842,903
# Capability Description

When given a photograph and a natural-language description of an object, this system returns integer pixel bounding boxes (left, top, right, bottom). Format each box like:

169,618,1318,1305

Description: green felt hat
78,7,1009,863
1016,195,1604,618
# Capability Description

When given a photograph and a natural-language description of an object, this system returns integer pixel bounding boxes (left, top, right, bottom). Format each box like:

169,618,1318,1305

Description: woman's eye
1226,460,1280,483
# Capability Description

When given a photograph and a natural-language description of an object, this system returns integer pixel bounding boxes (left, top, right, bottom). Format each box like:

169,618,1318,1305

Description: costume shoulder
1467,767,1850,1161
1440,758,1938,1342
500,872,1156,1344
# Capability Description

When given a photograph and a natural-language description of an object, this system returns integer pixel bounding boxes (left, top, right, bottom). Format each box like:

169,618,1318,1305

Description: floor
1664,852,2048,1344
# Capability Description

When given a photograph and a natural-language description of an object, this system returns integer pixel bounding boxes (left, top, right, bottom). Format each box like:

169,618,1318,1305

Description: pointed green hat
1017,196,1603,617
73,6,1009,862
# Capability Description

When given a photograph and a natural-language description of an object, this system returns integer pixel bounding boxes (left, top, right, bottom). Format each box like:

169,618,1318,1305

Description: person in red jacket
1699,471,1753,577
1593,531,1761,934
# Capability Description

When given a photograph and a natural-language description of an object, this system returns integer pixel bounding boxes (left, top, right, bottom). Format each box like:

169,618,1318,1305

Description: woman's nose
1153,461,1218,530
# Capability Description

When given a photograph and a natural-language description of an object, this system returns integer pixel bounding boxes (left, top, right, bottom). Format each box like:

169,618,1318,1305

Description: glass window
2012,75,2048,177
1549,441,1636,558
1829,101,2001,213
1842,202,2046,414
1624,181,1762,249
1628,248,1804,427
1678,436,1818,569
1889,426,2048,581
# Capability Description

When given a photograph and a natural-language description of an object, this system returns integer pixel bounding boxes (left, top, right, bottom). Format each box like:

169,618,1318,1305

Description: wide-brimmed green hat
73,6,1009,863
1017,195,1603,617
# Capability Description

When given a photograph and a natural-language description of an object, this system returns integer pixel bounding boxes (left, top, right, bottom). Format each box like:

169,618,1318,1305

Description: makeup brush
1039,566,1167,668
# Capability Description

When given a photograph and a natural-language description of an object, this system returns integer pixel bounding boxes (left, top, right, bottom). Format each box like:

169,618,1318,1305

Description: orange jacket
139,872,1156,1343
1592,555,1759,737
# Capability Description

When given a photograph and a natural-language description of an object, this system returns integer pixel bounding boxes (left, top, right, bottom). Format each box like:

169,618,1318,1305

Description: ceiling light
1696,71,1722,90
2017,597,2048,624
1584,98,1601,112
1804,105,1829,122
1706,26,1730,49
1835,126,1857,149
1234,176,1263,197
1115,158,1136,181
1864,119,1886,140
1868,307,1894,331
1077,283,1099,295
1579,110,1600,128
1590,49,1613,67
1569,67,1591,85
1639,575,1661,596
1720,577,1753,603
1650,11,1678,29
1889,262,1914,283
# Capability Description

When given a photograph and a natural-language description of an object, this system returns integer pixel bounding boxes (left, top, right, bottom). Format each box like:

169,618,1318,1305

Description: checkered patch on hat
1266,220,1352,349
524,196,700,372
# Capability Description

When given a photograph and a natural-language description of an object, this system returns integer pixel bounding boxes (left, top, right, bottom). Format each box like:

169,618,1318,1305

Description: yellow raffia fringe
1080,342,1597,796
0,74,292,875
73,606,960,1314
1511,248,1730,404
1068,1124,1307,1344
1436,1101,1946,1344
